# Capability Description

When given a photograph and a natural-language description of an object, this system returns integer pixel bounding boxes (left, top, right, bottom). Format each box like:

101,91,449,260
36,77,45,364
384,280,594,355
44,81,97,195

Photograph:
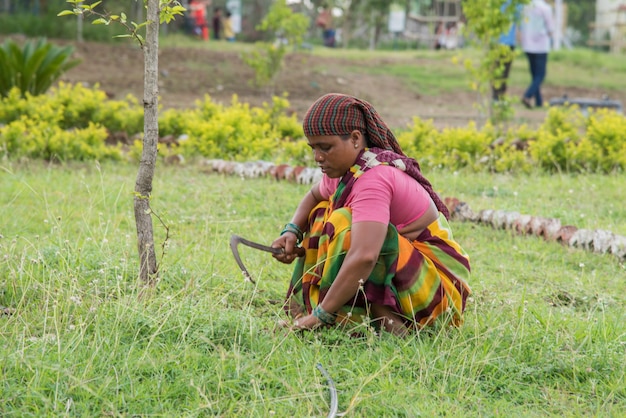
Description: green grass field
1,161,624,416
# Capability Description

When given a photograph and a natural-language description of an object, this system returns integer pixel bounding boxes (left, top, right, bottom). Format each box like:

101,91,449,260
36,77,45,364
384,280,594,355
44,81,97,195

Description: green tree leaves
460,0,529,125
242,0,309,95
57,0,184,47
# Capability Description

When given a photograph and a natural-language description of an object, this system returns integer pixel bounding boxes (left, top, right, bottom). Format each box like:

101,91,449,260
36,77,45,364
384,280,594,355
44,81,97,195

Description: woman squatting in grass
271,93,472,336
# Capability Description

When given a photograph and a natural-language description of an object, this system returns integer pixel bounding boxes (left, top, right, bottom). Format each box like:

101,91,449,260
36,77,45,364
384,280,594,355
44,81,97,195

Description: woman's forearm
289,187,322,231
317,252,377,313
318,221,388,314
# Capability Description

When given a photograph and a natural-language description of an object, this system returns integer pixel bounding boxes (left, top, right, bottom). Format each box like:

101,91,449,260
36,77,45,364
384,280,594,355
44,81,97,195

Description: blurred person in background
212,7,222,40
223,9,235,42
520,0,555,108
315,3,336,47
188,0,209,41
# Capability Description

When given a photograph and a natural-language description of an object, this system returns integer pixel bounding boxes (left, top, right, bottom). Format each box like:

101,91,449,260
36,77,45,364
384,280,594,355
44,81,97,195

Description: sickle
230,234,304,284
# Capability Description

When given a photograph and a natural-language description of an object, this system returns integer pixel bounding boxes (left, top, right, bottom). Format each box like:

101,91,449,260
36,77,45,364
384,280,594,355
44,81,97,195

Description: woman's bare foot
283,297,306,318
371,304,410,337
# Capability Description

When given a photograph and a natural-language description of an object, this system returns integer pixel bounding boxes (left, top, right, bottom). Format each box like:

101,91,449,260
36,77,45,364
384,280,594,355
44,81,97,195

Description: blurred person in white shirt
519,0,555,108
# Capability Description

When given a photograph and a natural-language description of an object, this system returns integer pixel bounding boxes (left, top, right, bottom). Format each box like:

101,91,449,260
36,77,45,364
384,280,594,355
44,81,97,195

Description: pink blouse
318,165,432,229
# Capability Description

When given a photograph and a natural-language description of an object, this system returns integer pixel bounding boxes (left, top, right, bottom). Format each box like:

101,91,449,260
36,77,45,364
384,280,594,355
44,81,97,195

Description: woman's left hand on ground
291,314,323,331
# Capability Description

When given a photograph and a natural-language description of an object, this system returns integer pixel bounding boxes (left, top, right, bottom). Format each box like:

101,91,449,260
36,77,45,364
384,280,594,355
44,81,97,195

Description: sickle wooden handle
230,234,304,284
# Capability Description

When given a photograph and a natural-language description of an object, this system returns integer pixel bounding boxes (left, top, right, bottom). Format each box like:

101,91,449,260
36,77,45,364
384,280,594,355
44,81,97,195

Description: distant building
404,0,462,49
591,0,626,52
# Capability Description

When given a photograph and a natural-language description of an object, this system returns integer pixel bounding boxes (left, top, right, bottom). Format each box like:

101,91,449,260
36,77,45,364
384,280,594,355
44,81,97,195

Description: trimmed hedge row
397,108,626,173
1,82,625,173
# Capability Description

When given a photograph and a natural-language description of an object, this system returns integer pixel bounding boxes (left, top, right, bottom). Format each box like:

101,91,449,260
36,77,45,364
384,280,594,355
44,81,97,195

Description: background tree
460,0,529,127
241,0,308,96
332,0,399,49
566,0,595,46
59,0,185,286
366,0,392,49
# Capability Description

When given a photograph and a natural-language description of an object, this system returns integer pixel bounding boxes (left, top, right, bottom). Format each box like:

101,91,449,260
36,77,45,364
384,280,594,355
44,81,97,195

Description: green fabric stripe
399,265,442,314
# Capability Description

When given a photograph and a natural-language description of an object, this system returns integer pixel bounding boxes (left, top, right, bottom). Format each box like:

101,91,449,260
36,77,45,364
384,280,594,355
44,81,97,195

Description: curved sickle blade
230,234,282,284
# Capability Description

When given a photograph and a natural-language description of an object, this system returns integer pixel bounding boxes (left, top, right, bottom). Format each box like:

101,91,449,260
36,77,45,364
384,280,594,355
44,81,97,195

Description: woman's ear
350,130,363,147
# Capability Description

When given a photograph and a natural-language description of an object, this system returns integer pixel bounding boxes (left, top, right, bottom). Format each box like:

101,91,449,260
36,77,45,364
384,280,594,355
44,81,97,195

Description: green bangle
312,305,337,325
281,222,304,244
285,222,303,236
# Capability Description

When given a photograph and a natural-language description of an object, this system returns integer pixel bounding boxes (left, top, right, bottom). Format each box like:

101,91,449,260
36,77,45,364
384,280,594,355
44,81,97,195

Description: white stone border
200,159,626,262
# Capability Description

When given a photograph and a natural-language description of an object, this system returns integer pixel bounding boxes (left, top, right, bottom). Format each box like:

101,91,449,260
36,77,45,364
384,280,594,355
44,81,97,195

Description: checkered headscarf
302,93,404,155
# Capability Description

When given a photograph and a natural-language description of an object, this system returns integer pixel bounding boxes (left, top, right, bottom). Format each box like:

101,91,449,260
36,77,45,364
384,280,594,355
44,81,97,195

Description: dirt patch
58,39,624,130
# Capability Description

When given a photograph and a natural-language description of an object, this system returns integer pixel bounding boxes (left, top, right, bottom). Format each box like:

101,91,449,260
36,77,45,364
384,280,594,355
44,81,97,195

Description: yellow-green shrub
0,87,61,124
490,124,534,173
0,82,143,134
262,95,303,140
0,117,120,161
542,104,586,138
160,94,305,163
0,83,137,161
396,117,437,160
529,129,570,172
159,107,190,138
583,108,626,172
3,81,625,172
424,121,493,171
182,104,278,161
273,139,312,165
50,82,144,133
527,105,625,172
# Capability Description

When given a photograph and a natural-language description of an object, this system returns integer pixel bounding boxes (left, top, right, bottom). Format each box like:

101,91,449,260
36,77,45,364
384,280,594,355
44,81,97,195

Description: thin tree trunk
368,12,375,50
403,0,410,28
77,1,83,43
134,0,159,285
342,0,361,48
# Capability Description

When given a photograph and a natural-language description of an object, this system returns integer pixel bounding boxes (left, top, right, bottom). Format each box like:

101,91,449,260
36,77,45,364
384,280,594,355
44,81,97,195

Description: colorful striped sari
284,150,472,330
